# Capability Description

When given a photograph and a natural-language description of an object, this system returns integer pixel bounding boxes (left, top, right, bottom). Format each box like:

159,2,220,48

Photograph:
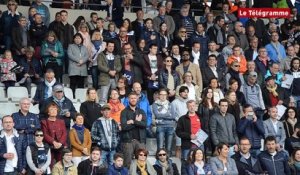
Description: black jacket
153,161,180,175
261,85,290,109
33,81,59,106
120,52,144,85
176,112,202,149
80,101,102,130
77,159,107,175
201,66,225,89
231,152,264,175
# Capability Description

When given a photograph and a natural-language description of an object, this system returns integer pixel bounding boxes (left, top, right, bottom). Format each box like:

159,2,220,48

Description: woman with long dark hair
225,90,242,124
187,148,212,175
282,107,299,138
198,87,218,155
153,148,179,175
158,22,172,56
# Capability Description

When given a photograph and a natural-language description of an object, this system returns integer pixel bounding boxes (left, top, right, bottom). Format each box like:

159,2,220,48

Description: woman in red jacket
41,102,67,168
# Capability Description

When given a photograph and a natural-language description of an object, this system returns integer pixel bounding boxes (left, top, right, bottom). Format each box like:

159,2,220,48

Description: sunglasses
8,3,15,5
234,65,240,67
35,134,44,137
165,60,172,62
180,31,187,33
139,154,147,157
158,153,166,157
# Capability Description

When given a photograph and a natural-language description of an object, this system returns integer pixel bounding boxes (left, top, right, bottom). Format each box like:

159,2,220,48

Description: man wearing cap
18,46,43,94
91,104,119,165
262,75,290,109
40,84,76,130
240,71,265,117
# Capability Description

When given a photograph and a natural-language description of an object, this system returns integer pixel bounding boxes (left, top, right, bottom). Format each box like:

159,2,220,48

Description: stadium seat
0,87,8,102
7,87,29,102
30,86,37,98
64,87,76,102
146,138,157,156
29,104,40,114
0,103,18,117
73,102,81,112
75,88,87,102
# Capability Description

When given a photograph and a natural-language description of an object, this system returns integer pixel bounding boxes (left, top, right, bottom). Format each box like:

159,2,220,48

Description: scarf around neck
158,160,173,175
45,78,56,98
266,84,278,97
137,160,147,175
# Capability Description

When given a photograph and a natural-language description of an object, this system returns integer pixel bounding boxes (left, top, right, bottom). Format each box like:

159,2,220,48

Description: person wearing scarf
69,113,92,166
153,148,179,175
225,61,245,90
262,76,290,108
129,149,157,175
108,89,125,124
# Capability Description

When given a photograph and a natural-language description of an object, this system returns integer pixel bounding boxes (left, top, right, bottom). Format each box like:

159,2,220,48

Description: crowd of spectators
1,0,300,174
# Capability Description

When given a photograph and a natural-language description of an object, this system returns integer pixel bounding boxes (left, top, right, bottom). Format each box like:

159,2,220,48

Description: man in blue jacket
237,104,265,157
0,115,27,174
258,136,291,175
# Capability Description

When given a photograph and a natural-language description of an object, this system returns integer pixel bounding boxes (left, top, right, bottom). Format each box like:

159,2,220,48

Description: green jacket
97,52,122,86
41,40,64,66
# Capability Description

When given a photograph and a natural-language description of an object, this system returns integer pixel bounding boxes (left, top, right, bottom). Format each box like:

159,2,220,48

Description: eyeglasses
158,153,166,157
139,154,147,157
234,65,240,67
8,3,15,5
165,60,172,62
35,134,44,137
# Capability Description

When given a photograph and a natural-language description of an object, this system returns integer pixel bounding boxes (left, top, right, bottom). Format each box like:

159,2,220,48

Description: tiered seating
7,87,29,102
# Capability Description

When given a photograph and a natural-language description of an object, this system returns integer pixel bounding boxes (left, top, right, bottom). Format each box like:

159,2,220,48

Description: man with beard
171,86,189,158
78,147,107,175
285,57,300,108
176,50,202,92
207,16,226,51
120,92,147,168
231,137,264,174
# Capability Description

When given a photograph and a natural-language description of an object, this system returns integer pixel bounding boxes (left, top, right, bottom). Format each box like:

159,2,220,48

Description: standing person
176,100,203,161
207,16,226,50
231,137,264,174
91,104,119,165
187,148,212,175
31,0,50,26
153,88,176,156
26,129,51,175
263,106,286,150
79,88,101,131
265,31,286,63
0,115,27,175
108,89,125,125
129,149,157,175
153,5,175,36
171,86,189,158
0,0,22,50
285,57,300,108
107,153,128,175
210,143,239,175
77,147,108,175
97,40,122,105
120,92,147,168
69,113,92,166
12,97,41,147
50,10,74,73
210,99,239,156
153,148,180,175
158,56,180,101
67,33,89,95
225,61,245,90
237,104,265,157
225,90,242,124
197,87,218,155
258,136,291,175
41,103,67,167
52,148,77,175
41,31,64,83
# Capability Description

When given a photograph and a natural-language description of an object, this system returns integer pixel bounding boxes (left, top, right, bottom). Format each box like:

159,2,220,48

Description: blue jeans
91,66,99,89
100,150,115,165
156,126,175,155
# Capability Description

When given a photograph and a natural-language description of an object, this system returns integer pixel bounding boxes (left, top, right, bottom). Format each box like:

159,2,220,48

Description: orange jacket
69,128,92,157
227,55,248,74
108,99,125,123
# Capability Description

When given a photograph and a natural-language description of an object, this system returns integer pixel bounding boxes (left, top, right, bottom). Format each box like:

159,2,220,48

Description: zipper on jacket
272,155,277,175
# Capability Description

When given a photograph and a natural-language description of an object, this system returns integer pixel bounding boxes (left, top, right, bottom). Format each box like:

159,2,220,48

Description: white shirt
4,133,18,172
271,120,278,133
148,54,158,74
192,51,200,66
210,66,218,78
252,50,258,61
184,83,196,101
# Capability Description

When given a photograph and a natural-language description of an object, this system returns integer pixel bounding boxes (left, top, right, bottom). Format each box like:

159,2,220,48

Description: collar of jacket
0,128,19,138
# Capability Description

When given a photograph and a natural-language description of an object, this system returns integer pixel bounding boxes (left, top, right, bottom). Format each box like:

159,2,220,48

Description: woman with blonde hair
79,88,101,130
173,27,190,50
69,113,92,166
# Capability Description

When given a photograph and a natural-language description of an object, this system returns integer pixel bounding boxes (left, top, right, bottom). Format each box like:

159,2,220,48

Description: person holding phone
237,104,265,158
